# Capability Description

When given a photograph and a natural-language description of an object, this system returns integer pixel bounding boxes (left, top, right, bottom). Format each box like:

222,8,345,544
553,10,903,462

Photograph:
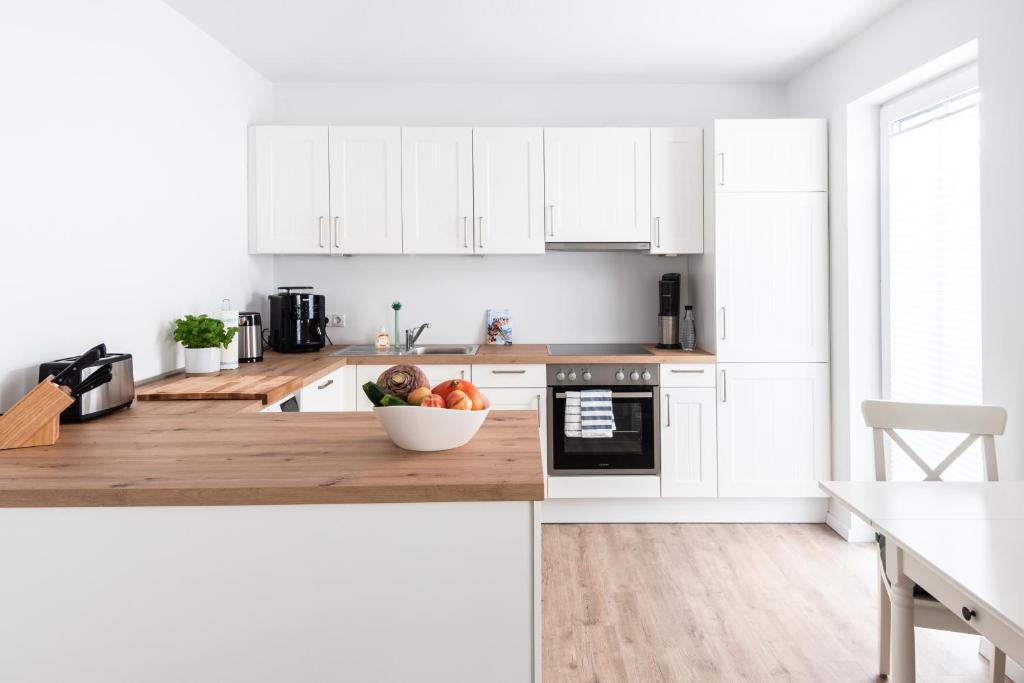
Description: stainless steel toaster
38,352,135,422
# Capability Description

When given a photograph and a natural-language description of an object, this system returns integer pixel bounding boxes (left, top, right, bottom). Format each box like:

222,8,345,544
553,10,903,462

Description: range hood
545,241,651,252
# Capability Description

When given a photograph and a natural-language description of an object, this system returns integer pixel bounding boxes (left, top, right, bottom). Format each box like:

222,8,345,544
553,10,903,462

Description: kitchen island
0,401,543,683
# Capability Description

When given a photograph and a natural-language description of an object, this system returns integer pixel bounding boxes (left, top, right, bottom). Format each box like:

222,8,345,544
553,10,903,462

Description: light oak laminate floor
542,524,1004,682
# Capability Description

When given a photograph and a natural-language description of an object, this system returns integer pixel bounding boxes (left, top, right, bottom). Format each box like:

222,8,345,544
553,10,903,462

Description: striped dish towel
564,391,582,438
580,389,616,438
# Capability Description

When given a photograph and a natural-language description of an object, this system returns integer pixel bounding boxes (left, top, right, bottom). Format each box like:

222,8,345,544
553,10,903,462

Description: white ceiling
164,0,904,84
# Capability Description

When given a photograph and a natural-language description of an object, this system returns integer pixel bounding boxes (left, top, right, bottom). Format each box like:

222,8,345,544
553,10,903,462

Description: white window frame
878,63,980,400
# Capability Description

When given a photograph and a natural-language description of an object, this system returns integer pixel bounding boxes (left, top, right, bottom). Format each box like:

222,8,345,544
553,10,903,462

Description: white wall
0,0,275,410
786,0,1024,497
271,83,787,343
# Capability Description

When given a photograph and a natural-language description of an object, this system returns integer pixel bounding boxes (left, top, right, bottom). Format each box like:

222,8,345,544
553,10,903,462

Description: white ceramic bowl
372,406,491,451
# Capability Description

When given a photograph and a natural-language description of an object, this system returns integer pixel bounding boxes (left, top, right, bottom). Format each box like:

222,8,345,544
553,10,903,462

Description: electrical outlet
329,313,346,328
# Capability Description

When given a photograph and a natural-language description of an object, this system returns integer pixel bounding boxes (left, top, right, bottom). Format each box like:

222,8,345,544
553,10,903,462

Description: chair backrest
861,400,1007,482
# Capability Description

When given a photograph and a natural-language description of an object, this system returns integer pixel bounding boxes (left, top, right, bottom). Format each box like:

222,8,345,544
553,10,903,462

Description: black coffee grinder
657,273,681,349
268,286,328,353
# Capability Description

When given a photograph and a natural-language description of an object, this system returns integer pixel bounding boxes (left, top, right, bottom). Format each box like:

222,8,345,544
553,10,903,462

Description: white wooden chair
862,399,1009,681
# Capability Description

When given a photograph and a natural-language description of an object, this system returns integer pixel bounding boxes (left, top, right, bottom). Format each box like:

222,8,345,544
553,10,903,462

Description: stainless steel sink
403,345,479,356
331,344,479,357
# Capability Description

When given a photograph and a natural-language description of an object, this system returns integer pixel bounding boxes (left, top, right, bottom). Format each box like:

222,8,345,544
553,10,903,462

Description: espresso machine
656,273,682,349
268,286,328,353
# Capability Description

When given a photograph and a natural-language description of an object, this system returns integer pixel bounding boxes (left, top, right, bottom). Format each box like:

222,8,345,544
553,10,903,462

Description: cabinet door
715,193,828,362
401,127,473,254
328,127,402,254
249,126,330,254
472,128,545,254
716,363,829,498
543,128,651,244
651,127,703,254
299,367,353,412
714,119,827,192
660,388,717,497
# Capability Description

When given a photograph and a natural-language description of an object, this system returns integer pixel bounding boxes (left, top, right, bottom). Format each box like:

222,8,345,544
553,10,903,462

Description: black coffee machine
268,286,328,353
657,273,682,349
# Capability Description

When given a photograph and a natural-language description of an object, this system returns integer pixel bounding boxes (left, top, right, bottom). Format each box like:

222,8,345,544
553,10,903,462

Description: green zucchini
362,381,388,407
380,393,408,407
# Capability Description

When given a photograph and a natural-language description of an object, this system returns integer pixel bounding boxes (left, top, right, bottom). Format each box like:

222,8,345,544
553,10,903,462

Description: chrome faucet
405,322,431,351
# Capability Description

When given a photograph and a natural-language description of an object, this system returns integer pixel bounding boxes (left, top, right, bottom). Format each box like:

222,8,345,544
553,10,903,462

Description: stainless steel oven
546,364,660,475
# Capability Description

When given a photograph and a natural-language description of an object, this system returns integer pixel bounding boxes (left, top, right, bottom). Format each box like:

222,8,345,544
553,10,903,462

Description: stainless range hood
545,241,651,252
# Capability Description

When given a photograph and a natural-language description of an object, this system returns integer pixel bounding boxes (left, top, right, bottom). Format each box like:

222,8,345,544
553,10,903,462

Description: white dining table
820,481,1024,683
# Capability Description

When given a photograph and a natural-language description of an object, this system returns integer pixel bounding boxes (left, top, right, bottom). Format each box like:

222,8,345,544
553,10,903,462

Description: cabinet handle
332,216,340,249
478,216,484,249
655,216,661,248
317,379,334,390
962,606,976,622
720,369,727,403
671,369,704,374
318,216,325,248
462,216,469,249
720,307,727,340
460,369,465,379
536,394,541,423
718,153,726,186
547,205,555,237
665,392,671,427
492,369,526,374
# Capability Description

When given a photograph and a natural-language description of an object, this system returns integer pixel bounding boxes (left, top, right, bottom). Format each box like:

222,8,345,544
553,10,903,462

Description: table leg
889,545,916,682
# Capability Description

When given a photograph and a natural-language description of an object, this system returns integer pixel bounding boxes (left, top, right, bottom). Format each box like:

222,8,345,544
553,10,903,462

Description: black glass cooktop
547,344,653,356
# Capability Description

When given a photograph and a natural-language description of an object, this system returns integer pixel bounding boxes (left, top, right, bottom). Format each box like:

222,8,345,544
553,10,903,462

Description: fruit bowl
372,406,491,452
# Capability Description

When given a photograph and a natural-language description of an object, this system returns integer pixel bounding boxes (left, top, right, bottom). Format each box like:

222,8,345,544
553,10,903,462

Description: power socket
329,313,346,328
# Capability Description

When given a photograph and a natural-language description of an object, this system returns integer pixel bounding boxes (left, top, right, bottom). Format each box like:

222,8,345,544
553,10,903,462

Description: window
880,66,982,481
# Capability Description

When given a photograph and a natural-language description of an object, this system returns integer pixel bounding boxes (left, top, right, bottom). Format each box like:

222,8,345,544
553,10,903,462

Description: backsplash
274,252,690,345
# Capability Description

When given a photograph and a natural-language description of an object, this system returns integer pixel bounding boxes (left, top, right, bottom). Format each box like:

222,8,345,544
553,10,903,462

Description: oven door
547,386,660,475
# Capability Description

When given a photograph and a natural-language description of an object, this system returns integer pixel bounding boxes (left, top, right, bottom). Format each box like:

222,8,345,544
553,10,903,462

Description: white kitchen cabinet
650,127,703,254
716,362,830,498
401,127,474,254
328,127,402,254
714,119,827,193
299,367,353,412
715,192,828,362
472,128,545,254
249,126,330,254
660,388,717,497
355,364,471,411
543,128,651,244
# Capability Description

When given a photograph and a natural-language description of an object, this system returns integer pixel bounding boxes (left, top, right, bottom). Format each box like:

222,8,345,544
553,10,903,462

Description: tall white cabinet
714,118,830,499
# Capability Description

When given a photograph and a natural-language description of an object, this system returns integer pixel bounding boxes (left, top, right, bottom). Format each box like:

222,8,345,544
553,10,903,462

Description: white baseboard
825,508,877,543
541,497,828,523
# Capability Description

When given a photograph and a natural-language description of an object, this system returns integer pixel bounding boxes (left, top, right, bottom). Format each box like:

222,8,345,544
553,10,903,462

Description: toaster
38,352,135,422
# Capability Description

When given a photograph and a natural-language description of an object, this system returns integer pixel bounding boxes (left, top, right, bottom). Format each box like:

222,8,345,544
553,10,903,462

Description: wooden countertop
0,405,544,507
332,343,715,366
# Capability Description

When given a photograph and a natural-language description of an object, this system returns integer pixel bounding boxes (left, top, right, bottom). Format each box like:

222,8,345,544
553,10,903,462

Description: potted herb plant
173,314,238,376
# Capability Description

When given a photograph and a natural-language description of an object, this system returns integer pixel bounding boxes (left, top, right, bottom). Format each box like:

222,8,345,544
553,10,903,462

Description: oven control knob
630,370,640,381
582,371,592,382
555,370,566,382
615,370,625,381
641,370,652,381
568,371,577,382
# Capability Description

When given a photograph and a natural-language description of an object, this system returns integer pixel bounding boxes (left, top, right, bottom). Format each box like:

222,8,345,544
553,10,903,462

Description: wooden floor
542,524,1002,682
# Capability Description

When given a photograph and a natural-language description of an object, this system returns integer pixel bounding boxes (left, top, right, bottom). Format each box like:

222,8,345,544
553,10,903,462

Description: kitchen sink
331,345,395,356
404,345,479,356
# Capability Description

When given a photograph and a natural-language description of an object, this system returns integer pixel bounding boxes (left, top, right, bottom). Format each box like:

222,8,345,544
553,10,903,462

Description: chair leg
879,570,891,677
990,647,1006,683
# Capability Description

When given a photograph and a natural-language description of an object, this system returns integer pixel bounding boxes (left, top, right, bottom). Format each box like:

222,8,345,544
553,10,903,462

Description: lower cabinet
299,367,353,412
716,362,830,498
659,388,717,497
355,364,471,411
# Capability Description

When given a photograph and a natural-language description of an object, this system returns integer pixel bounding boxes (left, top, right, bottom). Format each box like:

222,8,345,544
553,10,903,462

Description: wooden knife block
0,378,74,450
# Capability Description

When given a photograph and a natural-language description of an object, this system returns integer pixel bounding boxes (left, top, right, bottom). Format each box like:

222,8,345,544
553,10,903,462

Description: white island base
0,501,541,683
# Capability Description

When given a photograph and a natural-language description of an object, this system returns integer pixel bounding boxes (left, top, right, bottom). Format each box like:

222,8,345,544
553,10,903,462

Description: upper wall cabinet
650,127,703,254
402,127,474,254
249,126,331,254
328,127,402,254
472,128,545,254
714,119,827,192
543,128,651,244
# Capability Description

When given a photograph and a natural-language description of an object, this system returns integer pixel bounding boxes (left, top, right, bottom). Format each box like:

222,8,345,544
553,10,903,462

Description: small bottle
375,326,391,351
681,306,696,351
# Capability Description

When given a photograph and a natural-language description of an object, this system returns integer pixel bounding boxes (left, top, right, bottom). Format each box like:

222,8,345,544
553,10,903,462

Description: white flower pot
184,347,221,376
